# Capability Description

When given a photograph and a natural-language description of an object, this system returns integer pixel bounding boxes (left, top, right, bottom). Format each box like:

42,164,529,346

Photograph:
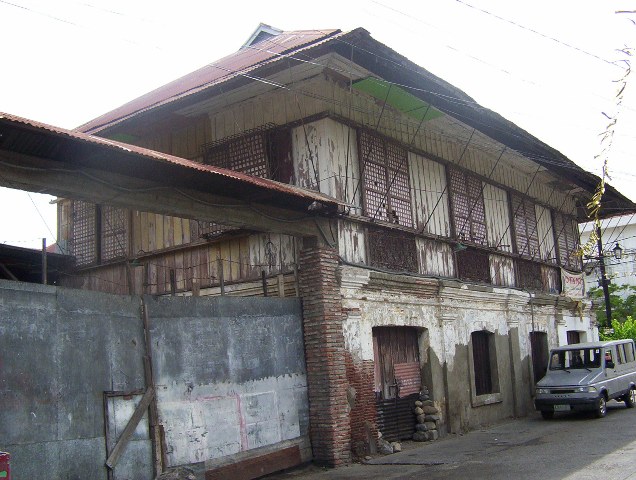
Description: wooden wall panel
408,152,450,236
415,238,455,277
483,183,512,252
489,254,515,287
535,204,556,263
338,220,367,265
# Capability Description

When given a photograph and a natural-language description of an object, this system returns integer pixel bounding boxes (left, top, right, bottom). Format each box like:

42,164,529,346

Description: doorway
530,331,549,384
373,327,422,441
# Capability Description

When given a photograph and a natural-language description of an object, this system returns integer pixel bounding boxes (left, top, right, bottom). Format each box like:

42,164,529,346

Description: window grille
203,131,269,177
101,205,129,261
70,200,97,266
368,227,418,272
448,167,487,245
516,259,543,291
511,195,540,258
359,130,413,227
456,247,490,283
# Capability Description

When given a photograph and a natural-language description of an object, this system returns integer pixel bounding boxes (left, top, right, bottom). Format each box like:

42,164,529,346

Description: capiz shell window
358,130,413,227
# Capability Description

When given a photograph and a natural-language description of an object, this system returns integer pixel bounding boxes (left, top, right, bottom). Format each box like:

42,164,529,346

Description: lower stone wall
338,266,596,441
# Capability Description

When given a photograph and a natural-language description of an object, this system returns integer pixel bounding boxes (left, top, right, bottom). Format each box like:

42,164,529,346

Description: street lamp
613,243,623,260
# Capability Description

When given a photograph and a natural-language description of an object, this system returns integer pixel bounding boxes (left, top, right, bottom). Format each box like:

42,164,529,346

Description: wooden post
293,263,299,297
192,278,200,297
262,270,268,297
169,269,176,296
41,238,47,285
217,259,225,295
141,298,165,475
278,274,285,297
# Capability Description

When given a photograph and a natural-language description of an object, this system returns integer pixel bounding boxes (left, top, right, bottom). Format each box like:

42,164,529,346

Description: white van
534,339,636,419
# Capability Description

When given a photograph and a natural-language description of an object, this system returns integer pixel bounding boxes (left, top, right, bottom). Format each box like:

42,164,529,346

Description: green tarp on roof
353,77,443,123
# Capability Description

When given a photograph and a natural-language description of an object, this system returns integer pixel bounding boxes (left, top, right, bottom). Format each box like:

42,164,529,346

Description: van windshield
549,348,602,370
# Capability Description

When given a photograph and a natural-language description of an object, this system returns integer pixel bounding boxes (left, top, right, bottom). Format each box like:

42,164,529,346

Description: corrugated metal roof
0,112,343,210
77,29,343,134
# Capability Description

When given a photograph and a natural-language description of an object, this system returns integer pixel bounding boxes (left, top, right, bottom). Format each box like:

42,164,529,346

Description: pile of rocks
412,387,440,442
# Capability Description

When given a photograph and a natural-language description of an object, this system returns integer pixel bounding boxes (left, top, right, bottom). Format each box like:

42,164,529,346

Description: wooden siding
489,254,515,287
483,183,512,252
535,204,556,263
337,220,367,265
415,238,455,277
143,73,576,214
291,118,361,210
408,152,450,236
541,264,561,294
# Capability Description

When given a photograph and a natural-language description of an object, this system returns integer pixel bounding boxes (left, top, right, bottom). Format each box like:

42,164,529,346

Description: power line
453,0,622,68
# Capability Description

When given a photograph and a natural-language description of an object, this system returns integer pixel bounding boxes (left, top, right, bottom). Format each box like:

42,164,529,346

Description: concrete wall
0,280,309,479
145,295,310,467
0,279,150,480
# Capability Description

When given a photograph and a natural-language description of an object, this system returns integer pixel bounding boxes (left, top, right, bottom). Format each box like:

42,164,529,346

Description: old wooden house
54,25,635,465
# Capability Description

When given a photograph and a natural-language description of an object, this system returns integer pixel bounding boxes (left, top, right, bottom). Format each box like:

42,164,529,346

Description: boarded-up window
359,130,413,227
101,205,129,262
553,212,581,270
511,194,540,258
456,247,490,283
516,259,543,291
448,167,487,245
471,331,496,396
70,200,97,266
368,227,418,273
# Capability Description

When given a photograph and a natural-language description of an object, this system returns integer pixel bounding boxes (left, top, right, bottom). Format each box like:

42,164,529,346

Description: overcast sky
1,0,635,249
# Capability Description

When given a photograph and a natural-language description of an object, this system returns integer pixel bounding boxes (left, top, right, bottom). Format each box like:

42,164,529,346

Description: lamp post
595,225,612,327
595,225,624,327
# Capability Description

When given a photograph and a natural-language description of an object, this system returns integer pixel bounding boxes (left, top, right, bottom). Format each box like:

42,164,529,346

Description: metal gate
373,327,421,442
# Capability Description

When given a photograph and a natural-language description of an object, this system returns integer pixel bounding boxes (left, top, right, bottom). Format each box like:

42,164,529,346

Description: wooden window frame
468,330,502,406
511,194,540,259
553,211,582,271
447,167,488,246
69,200,129,267
358,130,414,228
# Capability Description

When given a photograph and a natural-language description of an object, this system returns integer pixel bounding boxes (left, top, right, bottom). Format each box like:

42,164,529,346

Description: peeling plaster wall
0,281,309,479
144,296,310,467
339,266,595,435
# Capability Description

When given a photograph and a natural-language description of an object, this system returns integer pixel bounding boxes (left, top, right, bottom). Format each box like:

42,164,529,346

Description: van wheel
595,395,607,418
541,411,554,420
625,388,636,408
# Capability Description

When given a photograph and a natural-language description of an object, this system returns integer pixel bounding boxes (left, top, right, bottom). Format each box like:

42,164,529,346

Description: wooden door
373,327,421,441
530,331,549,383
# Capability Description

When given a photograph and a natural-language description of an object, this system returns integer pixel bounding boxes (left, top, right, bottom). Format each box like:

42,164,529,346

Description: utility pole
596,225,612,327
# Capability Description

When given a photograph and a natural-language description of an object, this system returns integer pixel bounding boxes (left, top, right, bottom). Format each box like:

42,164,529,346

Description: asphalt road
266,400,636,480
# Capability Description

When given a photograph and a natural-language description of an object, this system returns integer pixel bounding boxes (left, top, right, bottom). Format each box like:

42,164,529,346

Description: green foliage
599,316,636,343
589,284,636,327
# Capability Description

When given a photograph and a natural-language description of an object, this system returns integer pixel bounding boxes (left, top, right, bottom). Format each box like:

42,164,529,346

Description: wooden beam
0,262,18,281
0,150,336,244
105,386,155,470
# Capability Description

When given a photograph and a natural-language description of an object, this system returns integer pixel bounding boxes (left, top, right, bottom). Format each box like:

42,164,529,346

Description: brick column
299,245,351,467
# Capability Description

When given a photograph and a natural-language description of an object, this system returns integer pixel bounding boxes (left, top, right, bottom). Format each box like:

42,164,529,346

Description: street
266,400,636,480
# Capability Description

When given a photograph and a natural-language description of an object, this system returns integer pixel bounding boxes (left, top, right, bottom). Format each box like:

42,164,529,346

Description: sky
1,0,635,250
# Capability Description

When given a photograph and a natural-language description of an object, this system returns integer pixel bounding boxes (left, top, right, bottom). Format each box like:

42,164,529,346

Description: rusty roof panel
77,29,342,134
0,112,343,209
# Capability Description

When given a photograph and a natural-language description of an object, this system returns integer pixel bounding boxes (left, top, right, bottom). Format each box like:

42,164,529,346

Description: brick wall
345,350,378,457
298,246,351,467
